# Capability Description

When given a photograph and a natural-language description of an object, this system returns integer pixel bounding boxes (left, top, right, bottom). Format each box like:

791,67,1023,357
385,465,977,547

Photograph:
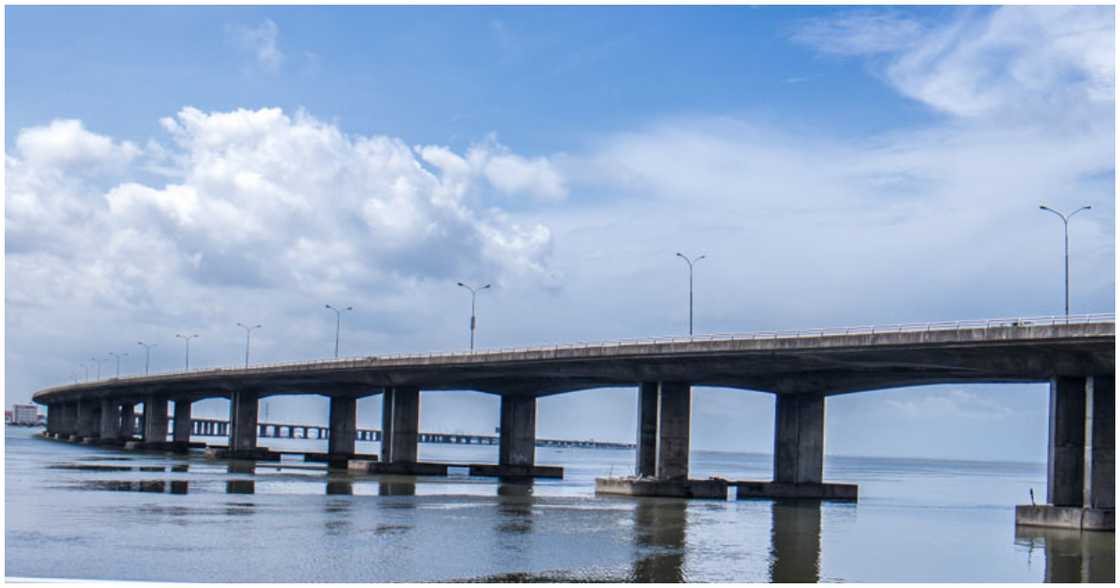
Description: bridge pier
98,398,121,443
736,391,856,500
76,398,98,440
119,403,136,440
226,389,271,459
380,386,419,464
598,381,723,498
172,398,193,450
1018,374,1114,530
143,397,168,443
327,396,357,466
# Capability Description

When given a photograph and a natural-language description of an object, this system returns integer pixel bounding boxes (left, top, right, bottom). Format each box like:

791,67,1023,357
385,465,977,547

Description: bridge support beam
380,386,419,464
636,382,659,477
229,389,260,454
655,382,691,480
499,395,537,468
774,392,824,485
98,398,121,442
1047,377,1087,507
1017,374,1115,530
173,398,193,445
63,402,78,437
76,398,98,439
119,403,136,440
328,396,357,462
143,398,168,443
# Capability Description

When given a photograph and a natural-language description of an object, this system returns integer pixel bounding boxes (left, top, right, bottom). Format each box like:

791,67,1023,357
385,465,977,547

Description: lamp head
482,284,491,290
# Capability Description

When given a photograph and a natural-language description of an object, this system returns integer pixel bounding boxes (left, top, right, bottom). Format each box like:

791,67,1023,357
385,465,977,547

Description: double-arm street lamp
136,342,157,376
236,323,262,368
456,282,491,351
175,334,199,371
1039,204,1092,316
107,352,128,378
675,252,706,336
324,304,353,358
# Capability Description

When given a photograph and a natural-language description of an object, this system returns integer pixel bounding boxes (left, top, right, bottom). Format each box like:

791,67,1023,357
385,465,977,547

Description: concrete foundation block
366,461,449,476
467,463,564,479
734,481,858,501
206,447,281,461
594,477,728,499
1016,505,1115,531
68,435,82,442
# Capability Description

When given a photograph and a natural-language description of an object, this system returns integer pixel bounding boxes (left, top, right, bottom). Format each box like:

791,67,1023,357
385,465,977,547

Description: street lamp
175,334,199,371
108,352,128,378
324,304,353,358
137,341,157,376
1039,204,1092,316
81,363,89,382
456,282,491,351
236,323,262,368
675,252,706,336
90,356,108,380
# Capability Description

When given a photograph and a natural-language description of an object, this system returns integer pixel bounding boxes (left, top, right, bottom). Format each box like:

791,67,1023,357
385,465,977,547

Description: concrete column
98,399,120,439
636,382,659,477
499,395,537,467
1048,377,1086,507
381,386,419,463
1084,374,1114,509
229,390,259,452
328,396,357,456
774,392,825,484
143,397,168,443
45,406,57,433
76,398,98,438
119,403,136,439
655,382,691,480
172,398,192,443
65,402,79,435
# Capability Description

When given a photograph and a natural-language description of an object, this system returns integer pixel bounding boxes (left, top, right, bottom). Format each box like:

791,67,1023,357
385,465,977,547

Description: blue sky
5,5,1115,463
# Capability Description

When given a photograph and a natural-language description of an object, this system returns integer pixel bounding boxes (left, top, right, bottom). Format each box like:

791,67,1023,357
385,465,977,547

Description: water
5,427,1114,582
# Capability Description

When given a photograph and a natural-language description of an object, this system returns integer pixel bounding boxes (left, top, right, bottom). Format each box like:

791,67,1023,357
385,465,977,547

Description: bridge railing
47,313,1114,389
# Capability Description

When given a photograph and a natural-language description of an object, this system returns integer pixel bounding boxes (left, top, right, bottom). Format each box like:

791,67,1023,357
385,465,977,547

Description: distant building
12,404,39,425
4,410,10,424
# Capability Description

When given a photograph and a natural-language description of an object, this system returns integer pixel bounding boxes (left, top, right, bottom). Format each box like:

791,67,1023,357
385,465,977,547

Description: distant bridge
33,314,1114,512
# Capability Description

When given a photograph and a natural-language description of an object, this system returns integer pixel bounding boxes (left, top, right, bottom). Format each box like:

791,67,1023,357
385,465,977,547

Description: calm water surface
5,427,1114,582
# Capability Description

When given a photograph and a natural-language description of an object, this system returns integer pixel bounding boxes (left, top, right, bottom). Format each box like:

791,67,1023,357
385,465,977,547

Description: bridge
32,314,1114,527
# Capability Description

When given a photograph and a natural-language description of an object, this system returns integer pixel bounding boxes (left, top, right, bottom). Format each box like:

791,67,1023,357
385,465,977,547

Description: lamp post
108,352,128,378
236,323,262,368
456,282,491,351
324,304,353,358
136,342,157,376
1039,204,1092,316
90,356,107,380
175,334,199,371
675,252,706,336
81,363,89,382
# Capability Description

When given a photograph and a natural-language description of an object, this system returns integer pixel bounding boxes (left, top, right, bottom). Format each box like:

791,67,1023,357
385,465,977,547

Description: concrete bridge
32,314,1114,526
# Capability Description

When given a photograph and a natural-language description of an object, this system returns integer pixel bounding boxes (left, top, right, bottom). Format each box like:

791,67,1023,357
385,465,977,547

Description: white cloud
229,18,284,70
886,389,1015,421
15,118,139,169
417,136,568,202
793,6,1114,120
792,11,925,55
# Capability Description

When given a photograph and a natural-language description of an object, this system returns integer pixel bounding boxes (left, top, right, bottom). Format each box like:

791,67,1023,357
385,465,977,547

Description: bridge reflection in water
1015,525,1115,582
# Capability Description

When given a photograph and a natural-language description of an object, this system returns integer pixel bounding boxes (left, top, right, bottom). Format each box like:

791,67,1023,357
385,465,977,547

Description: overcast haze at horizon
5,5,1115,463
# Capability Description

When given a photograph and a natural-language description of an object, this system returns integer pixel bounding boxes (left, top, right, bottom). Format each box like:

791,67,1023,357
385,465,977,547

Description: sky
5,5,1115,463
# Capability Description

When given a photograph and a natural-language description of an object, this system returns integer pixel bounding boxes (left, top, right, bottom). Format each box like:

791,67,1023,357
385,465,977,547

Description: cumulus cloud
15,118,139,169
228,18,284,70
417,135,568,202
6,106,562,325
793,6,1114,120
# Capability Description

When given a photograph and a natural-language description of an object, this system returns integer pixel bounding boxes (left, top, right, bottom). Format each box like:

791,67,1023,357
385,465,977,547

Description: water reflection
226,480,256,494
1015,526,1116,583
769,500,822,583
326,480,353,495
632,499,687,582
497,480,534,497
378,480,416,496
497,496,534,535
